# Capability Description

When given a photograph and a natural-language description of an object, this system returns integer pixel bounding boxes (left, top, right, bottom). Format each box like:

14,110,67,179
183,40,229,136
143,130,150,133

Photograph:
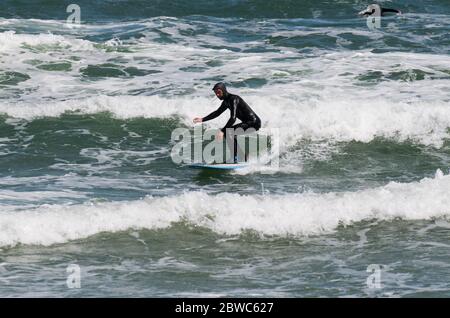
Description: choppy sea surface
0,0,450,297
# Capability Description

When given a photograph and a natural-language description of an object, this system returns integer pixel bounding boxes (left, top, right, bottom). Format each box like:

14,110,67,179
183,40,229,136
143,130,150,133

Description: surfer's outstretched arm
201,102,227,122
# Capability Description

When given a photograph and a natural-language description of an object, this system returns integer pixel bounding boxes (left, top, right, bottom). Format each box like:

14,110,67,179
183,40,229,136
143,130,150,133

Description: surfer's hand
216,130,224,140
193,117,202,124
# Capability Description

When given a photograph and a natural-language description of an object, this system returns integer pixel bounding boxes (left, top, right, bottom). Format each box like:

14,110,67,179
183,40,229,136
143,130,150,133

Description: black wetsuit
381,8,401,15
202,93,261,134
362,6,401,17
202,92,261,162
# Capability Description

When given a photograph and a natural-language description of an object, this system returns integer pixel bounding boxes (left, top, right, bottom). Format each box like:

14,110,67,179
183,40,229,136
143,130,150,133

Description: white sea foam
0,30,94,52
0,170,449,247
1,93,449,147
1,27,449,102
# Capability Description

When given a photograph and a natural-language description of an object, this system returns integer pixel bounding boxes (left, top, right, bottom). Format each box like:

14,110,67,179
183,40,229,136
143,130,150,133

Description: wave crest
1,170,449,247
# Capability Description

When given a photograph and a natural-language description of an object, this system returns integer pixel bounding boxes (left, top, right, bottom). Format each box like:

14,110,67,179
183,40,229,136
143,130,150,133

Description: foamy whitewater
0,0,450,297
1,170,449,247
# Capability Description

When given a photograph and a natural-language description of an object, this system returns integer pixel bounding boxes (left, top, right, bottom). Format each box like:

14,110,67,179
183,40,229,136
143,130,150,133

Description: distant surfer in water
358,4,402,17
193,83,261,163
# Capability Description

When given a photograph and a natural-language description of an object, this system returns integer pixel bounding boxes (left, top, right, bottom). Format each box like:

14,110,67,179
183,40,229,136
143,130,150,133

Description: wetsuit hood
212,82,229,100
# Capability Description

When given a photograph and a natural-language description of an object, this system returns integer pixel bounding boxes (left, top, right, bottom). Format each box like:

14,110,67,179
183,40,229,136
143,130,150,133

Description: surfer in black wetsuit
193,83,261,163
358,4,402,17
